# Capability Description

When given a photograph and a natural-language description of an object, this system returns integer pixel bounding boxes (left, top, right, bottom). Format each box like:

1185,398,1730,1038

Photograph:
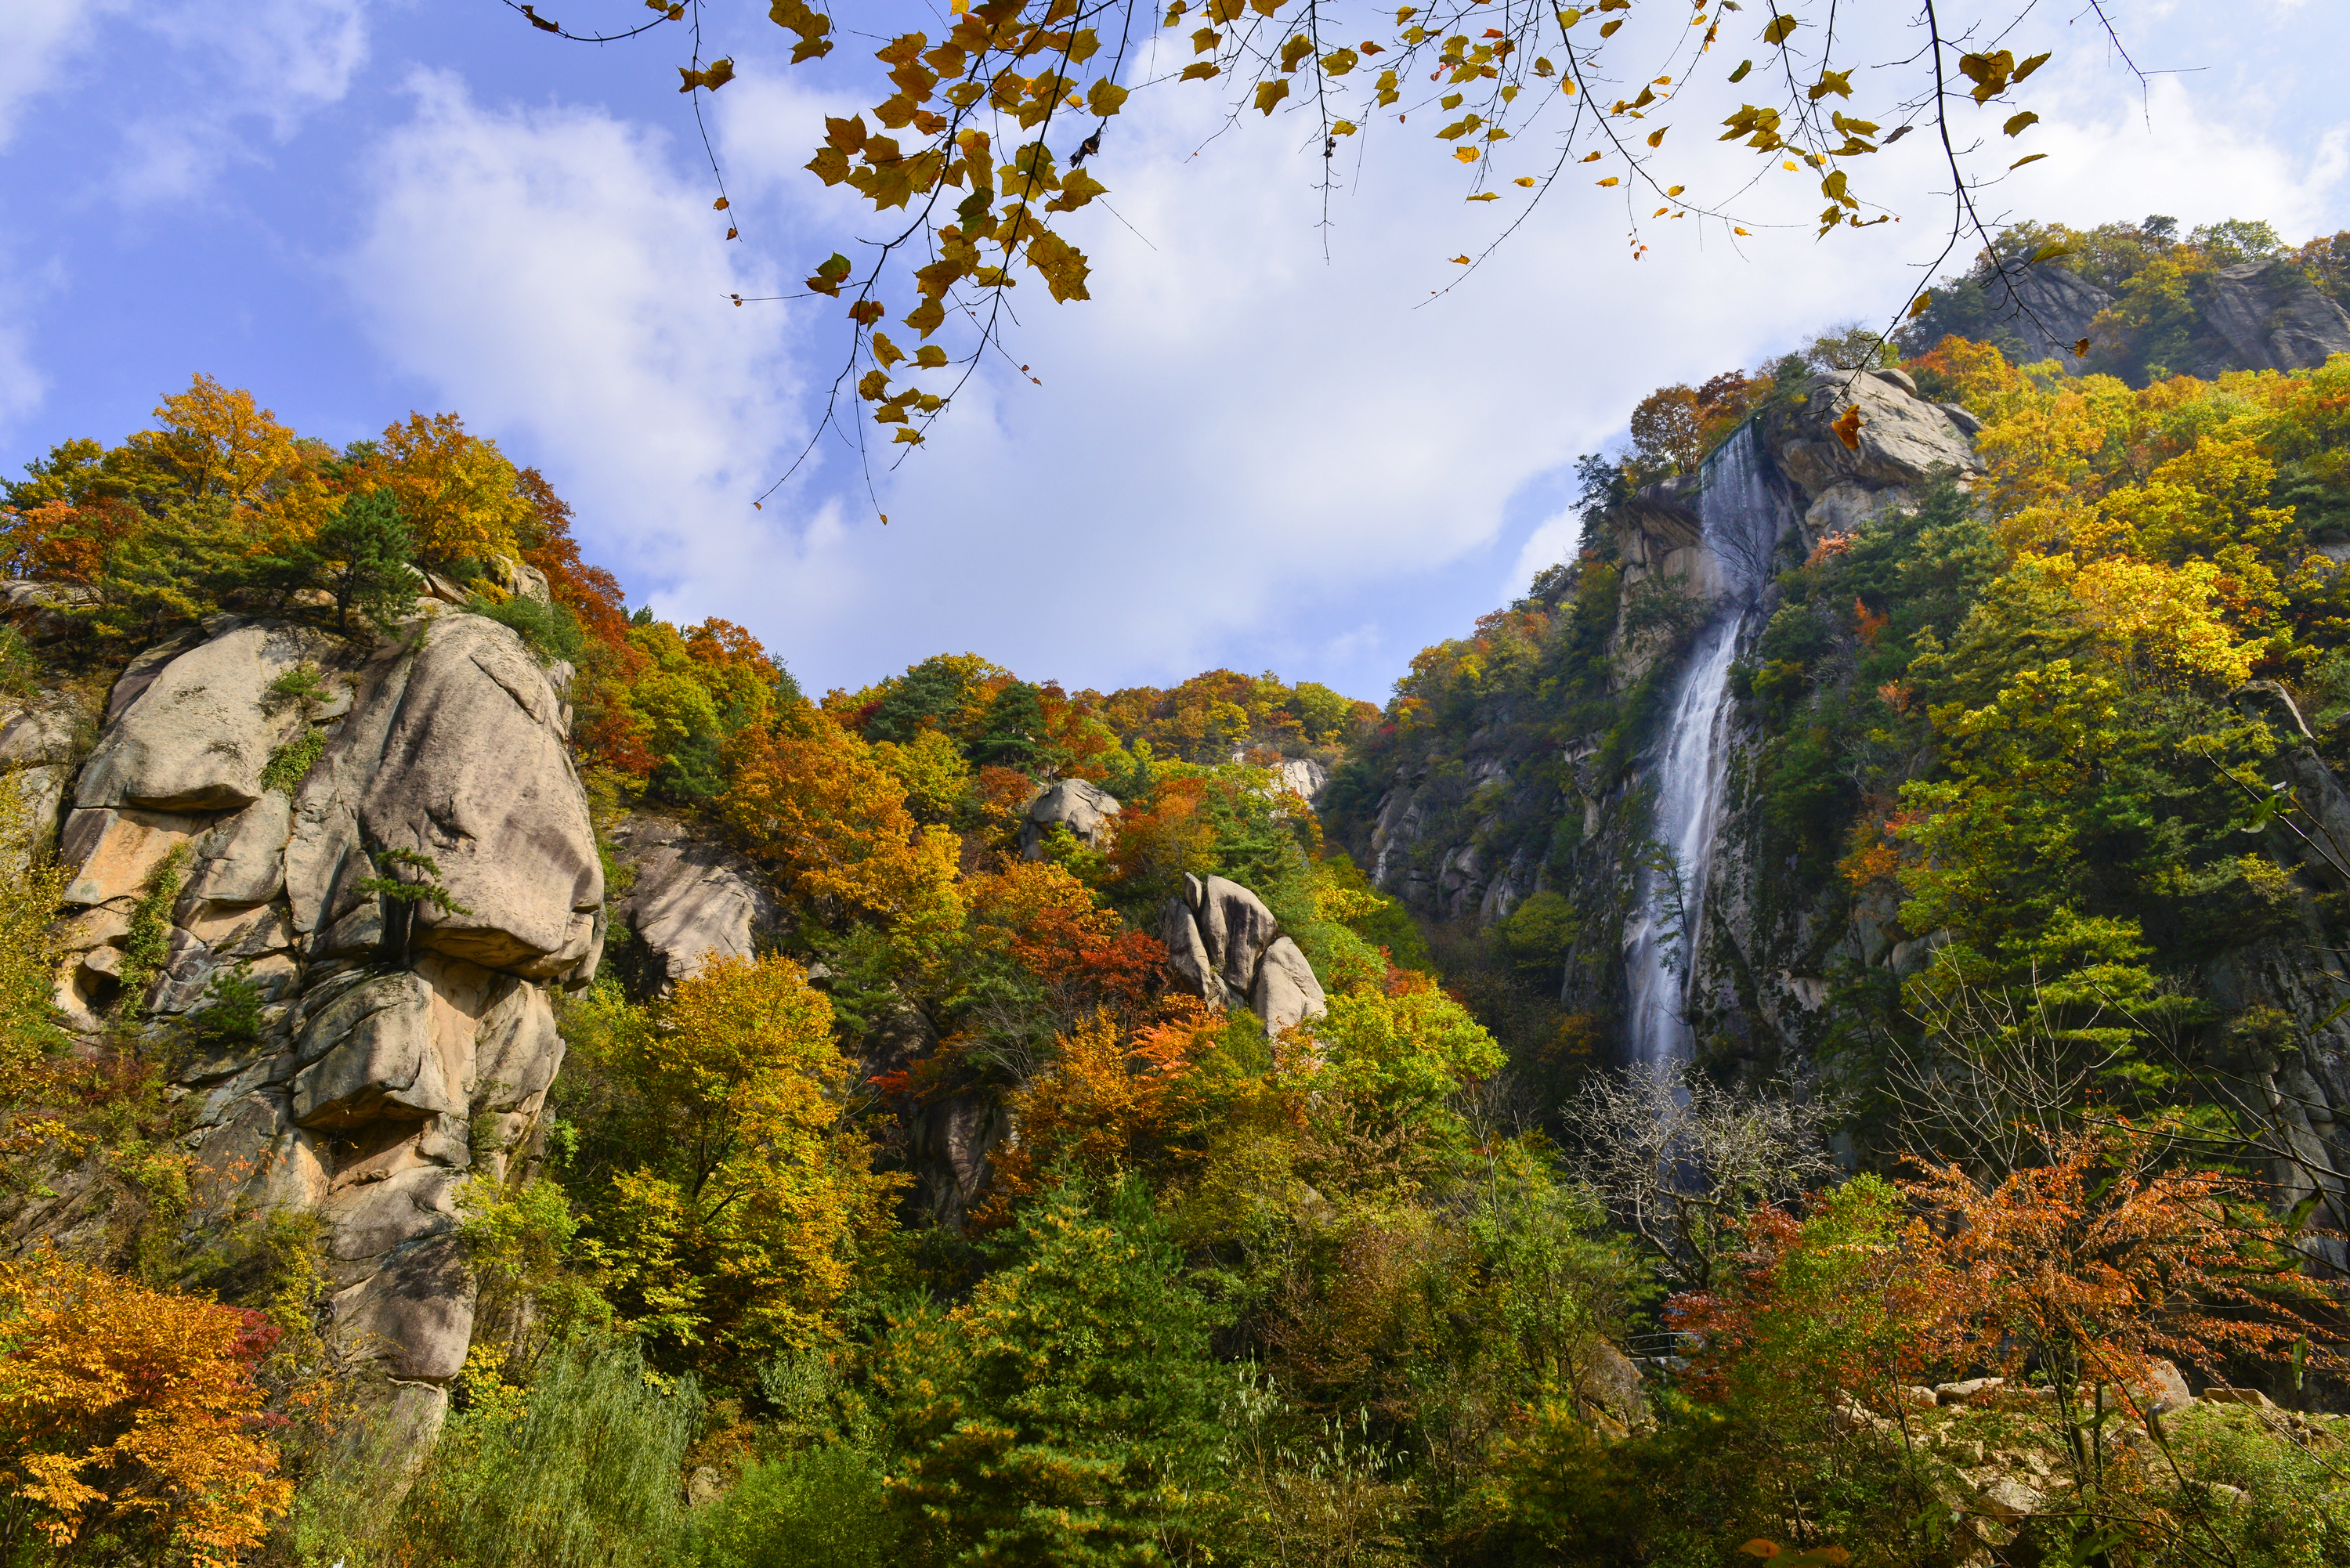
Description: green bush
471,590,584,666
261,724,326,795
2161,1406,2350,1568
1494,889,1580,980
685,1446,903,1568
297,1339,701,1568
877,1176,1228,1565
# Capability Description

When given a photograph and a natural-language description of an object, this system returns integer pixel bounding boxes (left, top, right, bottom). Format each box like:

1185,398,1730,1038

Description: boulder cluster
27,602,600,1447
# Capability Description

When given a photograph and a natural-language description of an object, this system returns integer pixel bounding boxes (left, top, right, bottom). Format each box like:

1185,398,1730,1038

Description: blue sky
4,0,2348,701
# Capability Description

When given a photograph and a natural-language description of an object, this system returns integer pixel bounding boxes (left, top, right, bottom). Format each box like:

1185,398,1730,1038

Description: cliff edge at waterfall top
6,209,2350,1563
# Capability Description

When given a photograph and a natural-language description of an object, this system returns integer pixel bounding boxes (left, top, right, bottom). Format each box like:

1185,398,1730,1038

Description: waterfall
1622,425,1783,1069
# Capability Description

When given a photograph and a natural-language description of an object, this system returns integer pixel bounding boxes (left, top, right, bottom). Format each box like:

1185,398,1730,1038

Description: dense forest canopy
1,215,2349,1568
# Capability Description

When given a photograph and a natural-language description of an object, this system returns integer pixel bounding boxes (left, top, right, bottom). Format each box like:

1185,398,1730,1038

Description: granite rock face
1018,778,1120,861
74,622,334,815
2000,266,2117,369
2198,259,2350,374
1159,873,1328,1033
1271,757,1330,803
609,811,780,987
27,599,598,1455
1361,370,1980,927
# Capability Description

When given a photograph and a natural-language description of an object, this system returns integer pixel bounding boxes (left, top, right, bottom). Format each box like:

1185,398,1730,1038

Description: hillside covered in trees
2,218,2350,1568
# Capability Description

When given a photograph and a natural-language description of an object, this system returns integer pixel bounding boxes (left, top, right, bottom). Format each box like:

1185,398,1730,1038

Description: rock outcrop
609,811,780,988
1960,258,2350,381
1998,265,2117,370
2198,258,2350,374
1359,370,1980,931
1159,873,1327,1032
1271,757,1330,803
1018,778,1119,860
25,602,599,1453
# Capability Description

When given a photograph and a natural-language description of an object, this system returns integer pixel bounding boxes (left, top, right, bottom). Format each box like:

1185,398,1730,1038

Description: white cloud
0,0,110,153
669,63,1925,694
331,5,2350,700
0,319,49,435
1507,509,1589,603
110,0,366,201
1993,72,2349,239
340,70,813,627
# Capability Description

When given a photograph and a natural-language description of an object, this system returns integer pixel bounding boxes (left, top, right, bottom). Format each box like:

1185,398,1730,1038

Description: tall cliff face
1340,368,1976,948
12,591,602,1449
1330,363,2350,1239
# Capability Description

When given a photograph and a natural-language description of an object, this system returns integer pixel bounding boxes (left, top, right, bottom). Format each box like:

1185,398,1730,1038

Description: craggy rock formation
1767,368,1982,535
1018,777,1119,860
1159,872,1327,1033
24,596,599,1451
1979,259,2350,379
1358,368,1979,934
1994,266,2117,370
1271,757,1330,803
0,693,83,860
609,811,779,988
2199,259,2350,374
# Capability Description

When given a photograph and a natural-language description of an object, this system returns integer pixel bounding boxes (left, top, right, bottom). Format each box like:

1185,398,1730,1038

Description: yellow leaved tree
356,412,540,569
122,374,330,540
0,1252,291,1567
574,956,908,1361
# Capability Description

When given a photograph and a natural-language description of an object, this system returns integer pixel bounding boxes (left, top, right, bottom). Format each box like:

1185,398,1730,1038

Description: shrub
685,1445,903,1568
470,590,584,666
301,1339,700,1568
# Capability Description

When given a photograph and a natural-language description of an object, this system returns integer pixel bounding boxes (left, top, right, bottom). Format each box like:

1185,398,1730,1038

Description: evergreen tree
866,656,974,743
883,1176,1226,1565
240,487,416,634
971,681,1052,771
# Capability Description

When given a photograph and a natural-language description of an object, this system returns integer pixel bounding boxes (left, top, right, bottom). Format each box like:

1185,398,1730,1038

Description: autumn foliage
0,1252,291,1566
722,708,963,927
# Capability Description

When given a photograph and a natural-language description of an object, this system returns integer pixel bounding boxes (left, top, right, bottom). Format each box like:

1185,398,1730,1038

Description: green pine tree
971,681,1054,771
238,487,417,635
883,1176,1226,1565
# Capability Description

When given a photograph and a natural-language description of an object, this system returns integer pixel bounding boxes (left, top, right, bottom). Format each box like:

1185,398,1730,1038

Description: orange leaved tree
1900,1123,2334,1483
0,1251,291,1566
964,859,1170,1030
985,1007,1217,1213
722,705,963,929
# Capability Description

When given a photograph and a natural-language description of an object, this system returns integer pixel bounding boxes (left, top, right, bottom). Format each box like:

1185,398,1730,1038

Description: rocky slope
7,579,600,1454
0,591,1348,1460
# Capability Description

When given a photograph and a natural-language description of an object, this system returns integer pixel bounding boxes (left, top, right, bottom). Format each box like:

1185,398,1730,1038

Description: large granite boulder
38,605,598,1460
1019,778,1120,860
609,812,780,987
1159,873,1327,1032
1771,370,1980,508
74,620,334,813
317,616,602,978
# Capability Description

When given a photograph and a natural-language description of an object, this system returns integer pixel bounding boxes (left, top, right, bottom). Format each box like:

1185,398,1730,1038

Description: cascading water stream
1622,425,1784,1069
